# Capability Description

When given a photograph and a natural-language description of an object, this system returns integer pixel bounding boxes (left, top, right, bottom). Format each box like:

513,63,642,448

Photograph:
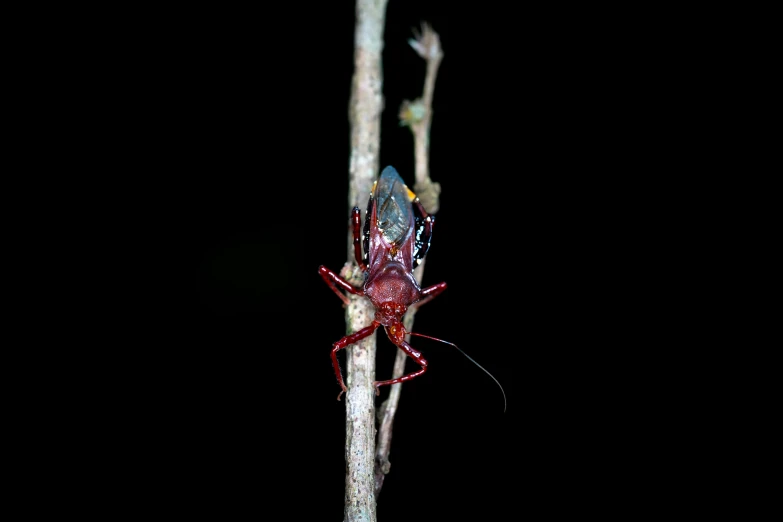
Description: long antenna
409,331,507,413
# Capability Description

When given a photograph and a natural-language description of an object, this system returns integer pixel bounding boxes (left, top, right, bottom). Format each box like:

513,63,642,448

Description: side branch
399,22,443,214
375,22,444,497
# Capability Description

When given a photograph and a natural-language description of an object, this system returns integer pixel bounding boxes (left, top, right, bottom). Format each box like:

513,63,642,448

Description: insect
319,166,506,411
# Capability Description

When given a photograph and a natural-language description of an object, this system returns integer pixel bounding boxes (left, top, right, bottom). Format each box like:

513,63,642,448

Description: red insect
318,166,447,401
319,167,507,414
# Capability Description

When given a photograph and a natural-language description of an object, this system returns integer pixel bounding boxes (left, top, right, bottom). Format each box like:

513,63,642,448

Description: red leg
414,281,447,309
351,206,368,272
318,265,364,306
373,339,428,392
331,322,380,400
413,198,434,238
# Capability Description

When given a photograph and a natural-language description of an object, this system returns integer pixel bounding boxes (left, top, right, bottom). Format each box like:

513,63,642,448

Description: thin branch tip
408,22,443,61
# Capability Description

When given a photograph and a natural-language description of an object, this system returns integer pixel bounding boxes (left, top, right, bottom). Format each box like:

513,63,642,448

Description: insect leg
351,206,368,272
318,265,363,306
373,339,428,393
413,198,433,230
413,281,447,309
331,322,380,400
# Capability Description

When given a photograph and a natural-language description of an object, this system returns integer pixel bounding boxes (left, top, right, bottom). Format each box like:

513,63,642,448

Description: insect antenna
409,331,507,413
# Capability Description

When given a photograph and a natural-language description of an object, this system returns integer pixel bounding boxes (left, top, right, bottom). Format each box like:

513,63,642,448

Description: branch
344,1,388,521
375,22,444,497
399,22,443,213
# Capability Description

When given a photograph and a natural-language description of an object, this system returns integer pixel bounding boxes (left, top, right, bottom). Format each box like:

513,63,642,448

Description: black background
80,1,709,519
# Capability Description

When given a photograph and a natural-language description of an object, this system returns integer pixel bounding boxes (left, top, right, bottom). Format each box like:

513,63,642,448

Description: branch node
413,178,441,215
399,99,427,127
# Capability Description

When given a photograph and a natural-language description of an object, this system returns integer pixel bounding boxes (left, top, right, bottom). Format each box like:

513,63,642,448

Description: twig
375,22,444,497
344,1,388,521
400,22,443,214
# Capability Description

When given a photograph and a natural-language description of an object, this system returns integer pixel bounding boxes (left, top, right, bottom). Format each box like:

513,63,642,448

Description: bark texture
344,1,389,521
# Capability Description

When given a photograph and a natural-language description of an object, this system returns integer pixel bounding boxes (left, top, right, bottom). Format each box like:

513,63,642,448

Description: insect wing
370,166,415,248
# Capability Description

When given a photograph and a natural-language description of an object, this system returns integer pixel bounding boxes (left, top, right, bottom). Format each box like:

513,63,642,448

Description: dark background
83,1,708,519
